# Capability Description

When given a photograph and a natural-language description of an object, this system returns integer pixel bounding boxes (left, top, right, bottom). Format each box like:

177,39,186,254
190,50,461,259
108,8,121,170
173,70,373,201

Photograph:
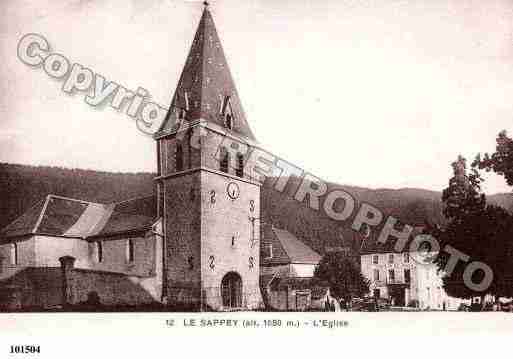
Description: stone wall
163,171,202,305
88,235,157,278
69,268,158,306
0,266,62,310
0,234,163,311
200,170,263,310
159,124,265,310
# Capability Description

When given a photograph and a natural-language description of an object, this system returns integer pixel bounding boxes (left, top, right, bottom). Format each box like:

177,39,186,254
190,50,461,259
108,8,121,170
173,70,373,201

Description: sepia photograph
1,0,512,356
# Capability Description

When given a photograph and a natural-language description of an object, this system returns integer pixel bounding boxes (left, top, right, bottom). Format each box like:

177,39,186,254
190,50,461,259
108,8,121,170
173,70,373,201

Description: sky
1,0,513,194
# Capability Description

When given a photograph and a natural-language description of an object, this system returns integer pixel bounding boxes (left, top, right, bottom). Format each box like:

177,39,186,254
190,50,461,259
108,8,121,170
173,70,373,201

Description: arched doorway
221,272,242,309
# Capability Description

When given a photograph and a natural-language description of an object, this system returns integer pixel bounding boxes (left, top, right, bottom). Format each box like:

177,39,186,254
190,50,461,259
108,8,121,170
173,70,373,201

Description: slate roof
260,226,322,266
359,225,426,255
0,198,46,238
38,196,99,236
91,196,157,238
156,7,256,141
0,195,157,241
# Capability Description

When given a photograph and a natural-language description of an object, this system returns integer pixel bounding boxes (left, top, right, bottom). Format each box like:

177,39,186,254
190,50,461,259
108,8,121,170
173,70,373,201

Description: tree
314,252,369,302
472,131,513,298
433,155,513,301
442,155,486,221
432,156,483,299
473,130,513,186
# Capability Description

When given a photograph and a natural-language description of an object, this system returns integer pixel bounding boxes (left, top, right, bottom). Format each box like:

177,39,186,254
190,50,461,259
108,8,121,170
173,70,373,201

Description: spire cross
203,1,209,7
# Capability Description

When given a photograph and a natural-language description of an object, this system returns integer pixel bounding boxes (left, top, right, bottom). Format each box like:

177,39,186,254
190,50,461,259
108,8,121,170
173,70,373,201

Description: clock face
227,182,240,199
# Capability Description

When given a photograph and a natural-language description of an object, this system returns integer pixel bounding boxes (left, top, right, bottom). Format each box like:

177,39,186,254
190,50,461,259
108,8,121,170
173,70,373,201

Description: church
0,5,332,311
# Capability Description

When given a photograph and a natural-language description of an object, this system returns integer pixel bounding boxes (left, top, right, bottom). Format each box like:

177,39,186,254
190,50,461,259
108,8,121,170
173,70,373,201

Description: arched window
10,243,18,265
236,153,244,178
96,241,103,263
175,143,183,171
219,147,229,173
221,272,242,308
126,239,135,263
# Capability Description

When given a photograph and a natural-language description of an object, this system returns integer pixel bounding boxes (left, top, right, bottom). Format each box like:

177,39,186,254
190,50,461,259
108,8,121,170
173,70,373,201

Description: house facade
259,225,334,311
361,251,465,310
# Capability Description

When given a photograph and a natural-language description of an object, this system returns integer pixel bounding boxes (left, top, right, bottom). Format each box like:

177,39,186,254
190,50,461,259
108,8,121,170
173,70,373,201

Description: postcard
1,1,512,357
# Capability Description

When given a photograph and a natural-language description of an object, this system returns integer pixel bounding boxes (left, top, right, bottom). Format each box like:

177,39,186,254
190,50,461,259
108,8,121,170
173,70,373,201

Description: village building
259,225,334,311
360,247,466,310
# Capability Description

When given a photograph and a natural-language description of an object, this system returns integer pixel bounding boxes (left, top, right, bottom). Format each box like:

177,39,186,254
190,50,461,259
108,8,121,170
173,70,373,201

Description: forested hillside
1,163,512,255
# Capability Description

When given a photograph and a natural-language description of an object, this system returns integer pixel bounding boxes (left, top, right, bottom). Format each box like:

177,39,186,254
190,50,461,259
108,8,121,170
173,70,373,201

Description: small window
373,269,380,281
266,244,273,259
10,243,18,266
404,269,411,283
388,254,394,264
126,239,135,263
403,252,409,263
220,96,234,130
219,147,229,173
236,153,244,178
372,255,379,264
225,114,233,130
175,144,183,172
388,269,395,282
96,242,103,263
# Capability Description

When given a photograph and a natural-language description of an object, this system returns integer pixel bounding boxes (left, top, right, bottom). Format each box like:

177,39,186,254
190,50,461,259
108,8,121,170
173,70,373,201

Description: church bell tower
154,4,263,310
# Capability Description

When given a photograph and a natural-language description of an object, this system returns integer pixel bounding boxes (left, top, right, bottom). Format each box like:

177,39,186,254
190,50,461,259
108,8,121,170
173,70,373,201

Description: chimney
59,256,76,308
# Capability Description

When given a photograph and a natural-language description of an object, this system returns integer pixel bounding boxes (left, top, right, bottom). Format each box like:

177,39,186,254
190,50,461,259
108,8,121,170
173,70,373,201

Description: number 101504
10,345,40,354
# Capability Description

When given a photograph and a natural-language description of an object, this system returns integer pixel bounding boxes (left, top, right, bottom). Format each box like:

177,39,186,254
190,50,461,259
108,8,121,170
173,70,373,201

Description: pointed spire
159,6,256,141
